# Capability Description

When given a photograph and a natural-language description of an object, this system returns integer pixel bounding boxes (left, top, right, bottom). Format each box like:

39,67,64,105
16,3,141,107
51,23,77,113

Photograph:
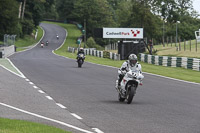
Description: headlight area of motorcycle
127,73,137,79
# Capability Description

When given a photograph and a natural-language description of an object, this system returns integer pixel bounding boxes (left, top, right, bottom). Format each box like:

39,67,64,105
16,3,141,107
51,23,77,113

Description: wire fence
3,34,17,46
162,37,200,52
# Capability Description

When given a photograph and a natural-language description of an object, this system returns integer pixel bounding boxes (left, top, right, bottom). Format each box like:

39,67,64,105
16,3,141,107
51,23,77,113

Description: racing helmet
128,54,137,66
79,47,84,52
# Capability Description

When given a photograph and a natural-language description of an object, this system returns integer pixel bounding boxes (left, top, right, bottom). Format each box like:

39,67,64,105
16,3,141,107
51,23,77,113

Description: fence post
171,36,172,47
175,36,177,47
179,37,181,51
167,37,168,47
101,51,103,58
184,39,186,51
196,39,198,52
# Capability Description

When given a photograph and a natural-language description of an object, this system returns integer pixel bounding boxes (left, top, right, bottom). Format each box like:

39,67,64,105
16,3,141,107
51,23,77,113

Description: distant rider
77,47,85,55
46,40,49,46
77,47,85,61
117,54,142,89
40,41,44,47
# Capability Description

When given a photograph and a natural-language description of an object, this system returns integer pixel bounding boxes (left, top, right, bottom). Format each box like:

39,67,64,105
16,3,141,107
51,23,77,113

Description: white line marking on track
0,64,24,78
14,26,45,54
143,71,200,85
38,90,45,94
33,86,38,89
25,79,30,81
56,103,67,109
92,128,104,133
52,29,68,56
0,102,94,133
71,113,83,120
6,58,26,78
29,82,34,85
55,29,67,51
52,49,200,86
86,62,200,86
46,96,53,100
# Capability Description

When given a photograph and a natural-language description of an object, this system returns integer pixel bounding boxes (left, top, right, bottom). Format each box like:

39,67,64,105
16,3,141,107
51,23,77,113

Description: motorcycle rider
117,54,142,90
40,41,44,48
46,40,49,46
77,47,85,61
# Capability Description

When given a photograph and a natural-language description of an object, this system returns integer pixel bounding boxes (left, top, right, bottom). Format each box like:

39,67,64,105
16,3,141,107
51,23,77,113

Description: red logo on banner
131,30,140,37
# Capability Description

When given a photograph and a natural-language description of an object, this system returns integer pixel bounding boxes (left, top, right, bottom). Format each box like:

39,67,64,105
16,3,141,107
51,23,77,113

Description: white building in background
195,29,200,42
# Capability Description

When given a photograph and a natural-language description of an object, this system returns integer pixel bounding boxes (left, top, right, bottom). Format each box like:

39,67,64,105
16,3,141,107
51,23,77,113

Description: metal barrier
4,34,16,46
68,47,120,60
0,45,15,58
139,53,200,71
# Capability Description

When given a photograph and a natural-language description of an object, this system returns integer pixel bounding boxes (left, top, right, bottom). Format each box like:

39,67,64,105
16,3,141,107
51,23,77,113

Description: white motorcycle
116,68,144,104
41,43,44,48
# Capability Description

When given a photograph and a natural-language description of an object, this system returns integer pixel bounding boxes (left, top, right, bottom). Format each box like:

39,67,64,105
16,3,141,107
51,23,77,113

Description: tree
0,0,20,39
72,0,116,46
44,0,58,20
56,0,76,21
115,0,132,27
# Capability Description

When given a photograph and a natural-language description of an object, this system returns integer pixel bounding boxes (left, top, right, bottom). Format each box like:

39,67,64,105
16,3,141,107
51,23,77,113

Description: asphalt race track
5,23,200,133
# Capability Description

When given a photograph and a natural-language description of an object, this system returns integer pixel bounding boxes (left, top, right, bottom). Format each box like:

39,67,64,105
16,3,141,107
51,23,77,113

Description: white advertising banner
103,28,143,39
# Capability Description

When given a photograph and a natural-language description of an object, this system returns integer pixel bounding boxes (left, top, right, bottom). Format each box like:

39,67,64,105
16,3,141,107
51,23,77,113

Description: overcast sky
193,0,200,14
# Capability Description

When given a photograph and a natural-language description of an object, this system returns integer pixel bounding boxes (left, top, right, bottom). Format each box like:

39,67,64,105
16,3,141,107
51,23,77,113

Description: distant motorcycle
56,34,59,40
41,42,44,48
115,68,144,104
46,41,49,46
77,53,85,68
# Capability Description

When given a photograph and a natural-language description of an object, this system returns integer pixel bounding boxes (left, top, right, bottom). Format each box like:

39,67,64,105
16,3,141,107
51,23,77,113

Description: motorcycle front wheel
78,60,83,68
126,86,136,104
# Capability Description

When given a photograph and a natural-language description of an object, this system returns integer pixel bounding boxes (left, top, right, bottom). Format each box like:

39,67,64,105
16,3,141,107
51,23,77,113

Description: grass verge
0,26,43,76
15,26,43,52
43,21,82,48
58,52,200,83
42,21,200,84
0,117,71,133
153,42,200,58
0,25,72,133
0,59,20,75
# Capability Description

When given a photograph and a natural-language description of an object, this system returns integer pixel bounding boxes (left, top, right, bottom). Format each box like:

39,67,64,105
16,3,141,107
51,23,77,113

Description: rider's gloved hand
122,70,126,75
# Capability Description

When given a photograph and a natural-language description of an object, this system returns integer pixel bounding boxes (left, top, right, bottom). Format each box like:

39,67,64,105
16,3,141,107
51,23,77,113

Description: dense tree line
0,0,55,40
1,0,200,46
56,0,200,45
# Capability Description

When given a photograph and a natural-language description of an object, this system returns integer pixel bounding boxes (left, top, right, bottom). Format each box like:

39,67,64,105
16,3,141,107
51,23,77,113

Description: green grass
0,117,71,133
0,24,72,133
0,59,20,75
140,62,200,83
0,21,199,133
41,21,200,84
43,21,83,48
42,21,83,58
0,26,44,75
154,41,200,58
55,51,200,83
0,41,3,45
15,26,43,51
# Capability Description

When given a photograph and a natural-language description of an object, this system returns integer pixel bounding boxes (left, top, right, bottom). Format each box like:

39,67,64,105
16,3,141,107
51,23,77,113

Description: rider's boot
115,80,120,90
118,85,121,91
117,81,121,91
